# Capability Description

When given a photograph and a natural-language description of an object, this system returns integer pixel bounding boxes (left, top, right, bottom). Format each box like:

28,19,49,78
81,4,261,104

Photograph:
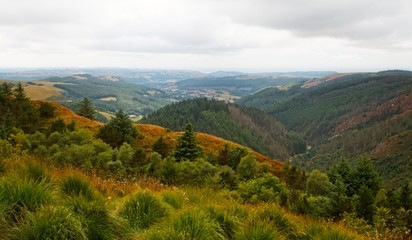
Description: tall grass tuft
206,206,241,239
0,177,53,222
24,161,51,183
67,197,131,240
258,206,300,238
171,209,226,240
162,191,185,209
61,175,96,201
318,228,357,240
10,206,87,240
120,191,167,230
0,159,6,175
301,223,325,240
235,219,284,240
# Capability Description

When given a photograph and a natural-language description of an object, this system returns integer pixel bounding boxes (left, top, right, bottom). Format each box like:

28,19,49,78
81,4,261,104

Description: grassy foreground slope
0,156,362,240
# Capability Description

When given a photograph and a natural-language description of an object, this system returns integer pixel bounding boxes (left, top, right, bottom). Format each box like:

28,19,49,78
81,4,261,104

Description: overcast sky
0,0,411,72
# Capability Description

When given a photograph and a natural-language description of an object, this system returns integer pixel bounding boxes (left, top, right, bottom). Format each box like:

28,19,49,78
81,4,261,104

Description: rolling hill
237,70,412,187
3,74,178,118
176,75,308,97
141,98,306,160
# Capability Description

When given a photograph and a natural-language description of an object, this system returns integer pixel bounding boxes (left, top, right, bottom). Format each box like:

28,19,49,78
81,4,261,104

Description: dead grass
24,85,62,100
136,124,283,172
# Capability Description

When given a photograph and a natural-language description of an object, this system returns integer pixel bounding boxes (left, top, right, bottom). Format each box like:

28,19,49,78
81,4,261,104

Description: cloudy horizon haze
0,0,411,72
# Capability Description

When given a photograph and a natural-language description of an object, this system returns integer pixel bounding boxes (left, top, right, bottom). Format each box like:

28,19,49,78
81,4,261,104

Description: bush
306,170,333,196
120,191,166,230
174,158,218,185
11,206,87,240
211,165,237,190
96,151,114,169
61,176,97,201
307,195,333,218
153,155,177,184
0,139,13,158
117,143,135,168
236,173,289,205
66,144,95,167
236,154,258,181
27,131,46,151
106,160,124,174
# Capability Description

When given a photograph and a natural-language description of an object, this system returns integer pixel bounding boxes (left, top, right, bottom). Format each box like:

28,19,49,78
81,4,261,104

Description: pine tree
11,82,39,133
329,176,352,220
13,82,28,102
356,185,375,223
97,109,137,148
77,98,96,120
152,136,170,158
0,83,14,138
218,143,231,165
350,156,381,196
173,123,202,161
0,83,12,110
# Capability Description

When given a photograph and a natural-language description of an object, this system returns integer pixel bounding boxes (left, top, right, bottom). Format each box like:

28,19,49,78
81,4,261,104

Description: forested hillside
238,70,412,187
237,84,303,111
141,98,306,160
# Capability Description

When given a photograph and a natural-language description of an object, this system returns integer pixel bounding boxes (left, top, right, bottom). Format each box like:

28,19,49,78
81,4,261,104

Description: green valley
238,70,412,188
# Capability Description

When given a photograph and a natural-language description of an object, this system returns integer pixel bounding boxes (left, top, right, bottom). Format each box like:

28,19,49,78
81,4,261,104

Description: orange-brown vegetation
136,124,283,172
39,102,282,172
24,85,62,100
35,100,102,131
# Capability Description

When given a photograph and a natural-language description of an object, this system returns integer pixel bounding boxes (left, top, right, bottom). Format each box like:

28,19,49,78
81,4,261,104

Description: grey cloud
222,0,412,42
0,0,411,69
0,0,89,26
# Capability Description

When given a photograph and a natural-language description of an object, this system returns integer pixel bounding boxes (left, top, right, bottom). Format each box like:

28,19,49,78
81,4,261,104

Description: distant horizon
1,66,410,74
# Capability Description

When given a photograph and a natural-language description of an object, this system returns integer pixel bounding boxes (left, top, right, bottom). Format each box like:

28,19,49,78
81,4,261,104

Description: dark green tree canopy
97,109,137,148
173,123,202,161
77,98,96,120
152,136,170,158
